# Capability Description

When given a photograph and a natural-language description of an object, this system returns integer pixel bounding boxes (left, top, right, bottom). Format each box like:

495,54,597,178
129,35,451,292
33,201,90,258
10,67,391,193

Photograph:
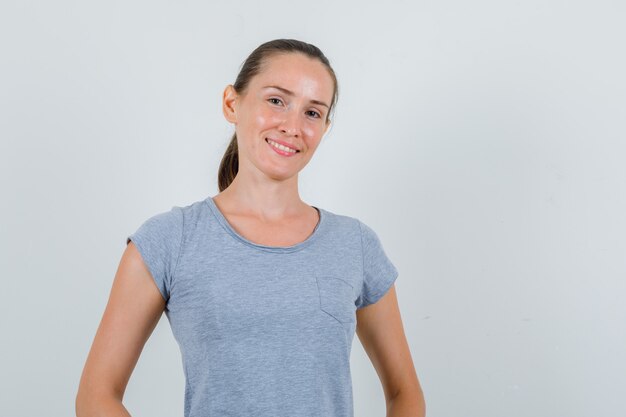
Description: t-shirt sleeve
355,219,399,309
126,206,184,302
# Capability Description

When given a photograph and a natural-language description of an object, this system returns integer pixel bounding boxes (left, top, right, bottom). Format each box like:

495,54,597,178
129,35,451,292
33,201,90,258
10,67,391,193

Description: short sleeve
355,219,399,309
126,206,184,302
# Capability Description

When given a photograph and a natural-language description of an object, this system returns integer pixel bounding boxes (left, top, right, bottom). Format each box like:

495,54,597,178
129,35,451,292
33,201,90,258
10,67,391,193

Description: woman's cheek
303,124,319,138
255,109,278,127
254,114,267,126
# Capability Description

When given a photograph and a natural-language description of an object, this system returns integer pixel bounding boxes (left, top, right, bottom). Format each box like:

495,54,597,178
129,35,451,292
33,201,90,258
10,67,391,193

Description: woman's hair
218,38,339,192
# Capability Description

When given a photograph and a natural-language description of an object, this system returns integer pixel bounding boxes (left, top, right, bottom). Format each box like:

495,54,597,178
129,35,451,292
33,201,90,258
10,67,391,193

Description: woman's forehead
252,54,333,99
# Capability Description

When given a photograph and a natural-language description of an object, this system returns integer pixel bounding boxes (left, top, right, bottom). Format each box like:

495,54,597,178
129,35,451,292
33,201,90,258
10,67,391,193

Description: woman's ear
222,84,238,124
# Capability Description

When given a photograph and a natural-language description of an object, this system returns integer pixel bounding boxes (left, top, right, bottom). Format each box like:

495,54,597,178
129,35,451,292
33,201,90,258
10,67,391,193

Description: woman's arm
75,242,166,417
356,284,426,417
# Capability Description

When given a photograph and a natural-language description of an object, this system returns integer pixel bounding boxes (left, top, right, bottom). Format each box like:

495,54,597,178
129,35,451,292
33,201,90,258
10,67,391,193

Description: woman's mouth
266,138,300,156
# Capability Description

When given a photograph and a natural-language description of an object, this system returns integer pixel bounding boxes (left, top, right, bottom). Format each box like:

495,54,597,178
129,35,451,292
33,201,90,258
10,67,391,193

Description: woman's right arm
75,241,166,417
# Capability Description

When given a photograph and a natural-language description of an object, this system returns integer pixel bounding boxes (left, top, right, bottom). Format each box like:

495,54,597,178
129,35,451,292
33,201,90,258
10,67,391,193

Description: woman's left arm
356,284,426,417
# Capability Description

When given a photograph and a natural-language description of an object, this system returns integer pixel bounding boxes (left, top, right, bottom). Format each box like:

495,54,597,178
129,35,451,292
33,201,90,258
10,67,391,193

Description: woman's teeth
266,138,298,153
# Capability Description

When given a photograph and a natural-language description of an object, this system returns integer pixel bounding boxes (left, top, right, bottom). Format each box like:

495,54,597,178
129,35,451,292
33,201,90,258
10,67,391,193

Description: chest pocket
315,275,356,324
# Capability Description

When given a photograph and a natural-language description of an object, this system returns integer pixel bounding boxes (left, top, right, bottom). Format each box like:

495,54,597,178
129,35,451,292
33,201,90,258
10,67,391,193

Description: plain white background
1,1,625,416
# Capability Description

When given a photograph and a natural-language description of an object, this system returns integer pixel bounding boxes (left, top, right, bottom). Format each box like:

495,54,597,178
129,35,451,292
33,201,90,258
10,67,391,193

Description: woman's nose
279,109,302,137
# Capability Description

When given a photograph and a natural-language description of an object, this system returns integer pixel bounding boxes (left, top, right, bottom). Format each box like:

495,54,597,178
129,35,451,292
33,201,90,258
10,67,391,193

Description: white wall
1,1,624,416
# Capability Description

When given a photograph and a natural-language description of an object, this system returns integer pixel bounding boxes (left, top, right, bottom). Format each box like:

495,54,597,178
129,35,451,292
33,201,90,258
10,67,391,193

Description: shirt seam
170,206,185,293
358,219,369,305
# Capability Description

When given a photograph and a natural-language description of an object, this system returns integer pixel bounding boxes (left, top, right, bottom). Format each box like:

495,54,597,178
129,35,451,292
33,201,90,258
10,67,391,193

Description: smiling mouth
265,138,300,153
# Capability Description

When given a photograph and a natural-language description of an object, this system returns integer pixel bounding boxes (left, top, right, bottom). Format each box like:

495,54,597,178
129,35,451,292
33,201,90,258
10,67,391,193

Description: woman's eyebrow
262,85,329,109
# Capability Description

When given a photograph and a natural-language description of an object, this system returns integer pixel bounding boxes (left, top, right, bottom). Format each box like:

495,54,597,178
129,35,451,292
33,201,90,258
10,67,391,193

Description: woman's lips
265,138,300,157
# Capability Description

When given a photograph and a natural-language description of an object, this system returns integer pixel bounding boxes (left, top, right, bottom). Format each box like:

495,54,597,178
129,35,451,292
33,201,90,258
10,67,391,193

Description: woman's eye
268,98,283,105
307,110,321,118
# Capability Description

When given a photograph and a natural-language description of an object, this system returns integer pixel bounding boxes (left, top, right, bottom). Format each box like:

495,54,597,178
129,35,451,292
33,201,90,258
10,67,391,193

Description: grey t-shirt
126,195,399,417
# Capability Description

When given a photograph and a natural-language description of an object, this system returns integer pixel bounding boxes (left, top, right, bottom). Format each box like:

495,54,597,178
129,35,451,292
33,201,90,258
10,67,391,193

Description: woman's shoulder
319,205,390,245
317,205,362,237
129,197,208,236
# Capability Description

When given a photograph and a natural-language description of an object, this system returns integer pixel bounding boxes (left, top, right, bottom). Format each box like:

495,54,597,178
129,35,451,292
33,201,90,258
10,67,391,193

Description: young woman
76,39,425,417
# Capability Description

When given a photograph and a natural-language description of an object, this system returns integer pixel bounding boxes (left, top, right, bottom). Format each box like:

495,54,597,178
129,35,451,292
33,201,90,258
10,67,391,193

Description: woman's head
218,39,339,192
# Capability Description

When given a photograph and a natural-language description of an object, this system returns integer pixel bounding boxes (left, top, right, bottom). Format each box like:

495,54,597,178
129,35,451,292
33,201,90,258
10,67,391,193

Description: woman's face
222,52,334,182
